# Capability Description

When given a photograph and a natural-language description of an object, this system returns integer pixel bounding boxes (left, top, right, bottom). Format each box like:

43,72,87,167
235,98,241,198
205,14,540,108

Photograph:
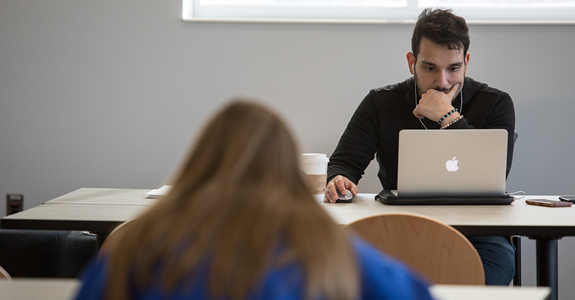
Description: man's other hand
324,175,359,203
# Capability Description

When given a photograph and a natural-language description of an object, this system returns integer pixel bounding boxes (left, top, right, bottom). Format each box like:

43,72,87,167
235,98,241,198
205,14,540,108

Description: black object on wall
6,194,23,216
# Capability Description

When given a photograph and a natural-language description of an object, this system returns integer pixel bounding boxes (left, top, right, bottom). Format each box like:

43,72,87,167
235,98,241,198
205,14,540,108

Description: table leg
512,236,522,286
535,238,559,300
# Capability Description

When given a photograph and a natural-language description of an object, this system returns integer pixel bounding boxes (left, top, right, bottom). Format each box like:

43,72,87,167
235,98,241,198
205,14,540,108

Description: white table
0,279,79,300
0,279,550,300
2,188,572,300
42,188,157,206
430,285,550,300
1,188,153,242
319,193,575,236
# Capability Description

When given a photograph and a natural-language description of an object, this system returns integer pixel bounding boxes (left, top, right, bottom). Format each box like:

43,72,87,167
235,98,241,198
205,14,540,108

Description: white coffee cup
300,153,329,194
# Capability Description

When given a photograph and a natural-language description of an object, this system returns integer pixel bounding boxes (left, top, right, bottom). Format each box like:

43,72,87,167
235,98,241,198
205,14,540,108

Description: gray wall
1,0,574,298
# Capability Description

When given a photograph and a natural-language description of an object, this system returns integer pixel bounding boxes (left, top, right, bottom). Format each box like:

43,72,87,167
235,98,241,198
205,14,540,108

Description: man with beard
324,8,516,286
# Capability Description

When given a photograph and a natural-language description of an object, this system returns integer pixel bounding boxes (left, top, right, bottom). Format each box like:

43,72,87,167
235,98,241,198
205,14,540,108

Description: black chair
0,230,97,278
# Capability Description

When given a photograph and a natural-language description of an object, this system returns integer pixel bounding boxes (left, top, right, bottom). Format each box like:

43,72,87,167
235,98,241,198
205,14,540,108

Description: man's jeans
467,236,516,285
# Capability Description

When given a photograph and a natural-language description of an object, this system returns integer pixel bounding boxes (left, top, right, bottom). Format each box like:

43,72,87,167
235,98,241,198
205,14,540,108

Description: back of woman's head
105,99,359,300
175,99,305,203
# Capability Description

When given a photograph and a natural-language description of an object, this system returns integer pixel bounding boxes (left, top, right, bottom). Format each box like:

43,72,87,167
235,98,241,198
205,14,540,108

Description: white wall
1,1,574,298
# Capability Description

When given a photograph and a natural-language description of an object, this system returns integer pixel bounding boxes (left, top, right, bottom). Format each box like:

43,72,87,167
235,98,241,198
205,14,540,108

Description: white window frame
182,0,575,24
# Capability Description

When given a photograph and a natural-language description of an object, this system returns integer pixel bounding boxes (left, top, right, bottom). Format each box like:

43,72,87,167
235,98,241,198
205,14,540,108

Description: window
182,0,575,23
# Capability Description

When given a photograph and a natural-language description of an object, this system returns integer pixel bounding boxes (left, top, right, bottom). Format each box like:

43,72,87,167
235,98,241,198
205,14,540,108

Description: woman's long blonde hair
103,100,359,300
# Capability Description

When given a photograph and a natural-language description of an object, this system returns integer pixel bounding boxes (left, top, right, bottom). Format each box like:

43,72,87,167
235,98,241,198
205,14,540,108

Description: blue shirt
75,237,433,300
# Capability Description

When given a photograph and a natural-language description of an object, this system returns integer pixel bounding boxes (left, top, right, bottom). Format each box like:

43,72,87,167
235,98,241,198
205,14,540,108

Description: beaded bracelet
440,115,464,129
438,108,459,125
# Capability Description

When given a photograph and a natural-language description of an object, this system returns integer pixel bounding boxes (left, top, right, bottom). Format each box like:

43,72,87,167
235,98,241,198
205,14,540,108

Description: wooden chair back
0,265,12,280
344,213,485,285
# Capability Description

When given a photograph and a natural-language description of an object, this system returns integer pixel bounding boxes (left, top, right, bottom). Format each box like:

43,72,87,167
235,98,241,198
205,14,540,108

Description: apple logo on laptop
445,157,459,172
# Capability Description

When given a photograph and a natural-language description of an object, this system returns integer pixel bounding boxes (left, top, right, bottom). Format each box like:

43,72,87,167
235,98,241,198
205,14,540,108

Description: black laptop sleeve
376,190,514,205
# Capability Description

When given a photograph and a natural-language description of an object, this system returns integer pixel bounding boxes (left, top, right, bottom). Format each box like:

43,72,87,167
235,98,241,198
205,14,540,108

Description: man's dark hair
411,8,470,59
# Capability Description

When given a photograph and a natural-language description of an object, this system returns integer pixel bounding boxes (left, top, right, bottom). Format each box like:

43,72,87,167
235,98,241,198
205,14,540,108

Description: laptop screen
397,129,508,197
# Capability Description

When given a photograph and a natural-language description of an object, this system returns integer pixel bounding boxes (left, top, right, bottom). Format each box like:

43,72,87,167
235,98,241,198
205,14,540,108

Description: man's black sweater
327,76,515,190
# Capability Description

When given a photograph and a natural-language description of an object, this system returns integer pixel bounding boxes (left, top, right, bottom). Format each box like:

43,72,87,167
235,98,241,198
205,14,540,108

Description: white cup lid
300,153,329,163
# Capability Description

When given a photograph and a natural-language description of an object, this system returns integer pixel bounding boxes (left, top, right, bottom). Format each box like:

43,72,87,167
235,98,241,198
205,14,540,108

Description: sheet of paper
145,185,172,198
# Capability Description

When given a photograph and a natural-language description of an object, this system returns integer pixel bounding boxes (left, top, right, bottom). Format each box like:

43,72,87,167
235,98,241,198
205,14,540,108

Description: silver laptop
394,129,508,197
